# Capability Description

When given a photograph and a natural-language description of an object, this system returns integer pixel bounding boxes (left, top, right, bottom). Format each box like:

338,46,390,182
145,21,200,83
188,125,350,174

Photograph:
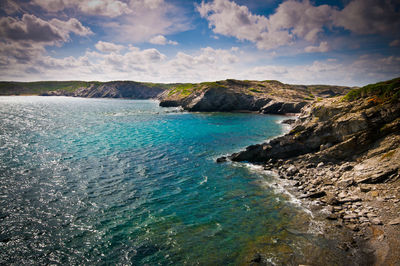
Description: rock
371,218,383,225
251,253,262,263
300,191,326,199
281,119,296,125
327,213,338,220
286,165,298,176
317,162,325,168
360,185,371,193
326,194,340,205
370,191,379,197
339,196,362,204
343,214,357,219
338,178,354,188
216,156,227,163
339,164,353,172
388,218,400,225
346,224,359,231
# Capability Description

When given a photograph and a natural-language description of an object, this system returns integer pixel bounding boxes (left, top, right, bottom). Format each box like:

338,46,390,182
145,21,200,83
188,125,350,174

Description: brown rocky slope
223,77,400,265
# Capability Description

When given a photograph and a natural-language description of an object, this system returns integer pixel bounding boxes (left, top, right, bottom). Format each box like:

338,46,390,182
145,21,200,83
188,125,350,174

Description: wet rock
216,156,227,163
281,119,296,125
251,253,262,263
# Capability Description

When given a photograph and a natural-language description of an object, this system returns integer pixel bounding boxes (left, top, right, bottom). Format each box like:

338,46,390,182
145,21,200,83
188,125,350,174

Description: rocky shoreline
218,78,400,265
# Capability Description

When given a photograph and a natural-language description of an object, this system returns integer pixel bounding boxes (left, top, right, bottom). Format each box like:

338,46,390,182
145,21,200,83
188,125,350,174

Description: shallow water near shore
1,96,350,265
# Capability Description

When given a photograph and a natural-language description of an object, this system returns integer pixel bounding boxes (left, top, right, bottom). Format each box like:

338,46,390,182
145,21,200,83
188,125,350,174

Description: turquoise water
0,97,346,265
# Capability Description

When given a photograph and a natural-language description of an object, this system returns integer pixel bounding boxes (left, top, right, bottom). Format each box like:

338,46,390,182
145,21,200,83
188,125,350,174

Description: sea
0,96,350,265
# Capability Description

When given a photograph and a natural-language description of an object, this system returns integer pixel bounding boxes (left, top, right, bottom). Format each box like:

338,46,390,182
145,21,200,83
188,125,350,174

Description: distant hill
0,79,353,114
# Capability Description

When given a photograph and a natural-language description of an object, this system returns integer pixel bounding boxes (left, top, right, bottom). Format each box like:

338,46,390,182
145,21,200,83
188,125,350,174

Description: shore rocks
226,90,400,264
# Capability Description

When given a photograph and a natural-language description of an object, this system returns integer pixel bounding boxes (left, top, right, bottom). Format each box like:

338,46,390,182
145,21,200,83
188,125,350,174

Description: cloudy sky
0,0,399,86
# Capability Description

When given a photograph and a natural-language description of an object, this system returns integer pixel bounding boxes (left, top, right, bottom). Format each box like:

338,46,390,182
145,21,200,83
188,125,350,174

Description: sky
0,0,399,86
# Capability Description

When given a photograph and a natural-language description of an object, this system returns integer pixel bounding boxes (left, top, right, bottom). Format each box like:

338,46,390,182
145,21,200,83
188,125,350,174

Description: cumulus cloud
332,0,400,35
129,0,164,10
32,0,132,17
198,0,400,51
1,42,399,86
305,41,329,53
0,13,92,65
0,14,92,44
95,41,125,53
101,0,188,43
149,35,178,45
197,0,335,50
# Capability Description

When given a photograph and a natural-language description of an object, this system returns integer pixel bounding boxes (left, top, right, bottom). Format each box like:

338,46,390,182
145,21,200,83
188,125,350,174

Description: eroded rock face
42,81,165,99
228,97,400,181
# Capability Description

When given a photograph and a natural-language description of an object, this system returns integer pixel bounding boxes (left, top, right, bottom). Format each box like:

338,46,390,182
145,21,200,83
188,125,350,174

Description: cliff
224,77,400,265
40,81,168,99
159,79,350,114
0,80,172,98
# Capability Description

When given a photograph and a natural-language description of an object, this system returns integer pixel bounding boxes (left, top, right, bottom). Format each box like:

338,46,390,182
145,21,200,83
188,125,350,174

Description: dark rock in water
216,157,227,163
281,118,296,125
261,100,307,114
250,253,262,263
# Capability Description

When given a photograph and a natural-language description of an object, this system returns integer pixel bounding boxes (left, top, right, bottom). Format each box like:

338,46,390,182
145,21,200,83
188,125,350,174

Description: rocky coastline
3,77,399,263
220,78,400,265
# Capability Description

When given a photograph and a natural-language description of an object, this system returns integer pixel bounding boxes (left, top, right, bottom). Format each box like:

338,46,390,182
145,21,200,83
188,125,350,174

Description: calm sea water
0,96,348,265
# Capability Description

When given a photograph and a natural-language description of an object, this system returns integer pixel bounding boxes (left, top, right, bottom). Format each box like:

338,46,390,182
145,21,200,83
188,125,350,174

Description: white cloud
95,41,125,53
198,0,400,51
129,0,164,10
197,0,334,50
102,1,189,43
0,14,92,44
305,41,329,53
1,37,398,87
149,35,178,45
332,0,400,35
268,0,333,43
32,0,132,17
0,13,92,65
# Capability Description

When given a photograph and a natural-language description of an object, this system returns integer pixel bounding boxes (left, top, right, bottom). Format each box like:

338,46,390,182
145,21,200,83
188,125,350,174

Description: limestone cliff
228,77,400,184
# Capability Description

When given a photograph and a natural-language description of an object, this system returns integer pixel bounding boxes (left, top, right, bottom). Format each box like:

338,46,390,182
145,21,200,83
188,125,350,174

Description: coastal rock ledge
223,77,400,265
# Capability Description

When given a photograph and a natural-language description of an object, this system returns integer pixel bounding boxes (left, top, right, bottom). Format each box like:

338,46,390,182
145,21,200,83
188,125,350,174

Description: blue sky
0,0,399,86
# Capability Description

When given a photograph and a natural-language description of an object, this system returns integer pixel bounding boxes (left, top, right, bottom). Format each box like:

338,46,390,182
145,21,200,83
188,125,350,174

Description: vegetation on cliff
343,77,400,102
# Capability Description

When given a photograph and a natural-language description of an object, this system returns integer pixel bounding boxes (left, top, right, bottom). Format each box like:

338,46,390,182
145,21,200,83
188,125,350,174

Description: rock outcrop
159,79,349,114
224,77,400,265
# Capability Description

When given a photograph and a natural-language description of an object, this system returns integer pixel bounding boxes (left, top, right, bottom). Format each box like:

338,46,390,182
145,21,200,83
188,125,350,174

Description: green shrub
343,77,400,102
